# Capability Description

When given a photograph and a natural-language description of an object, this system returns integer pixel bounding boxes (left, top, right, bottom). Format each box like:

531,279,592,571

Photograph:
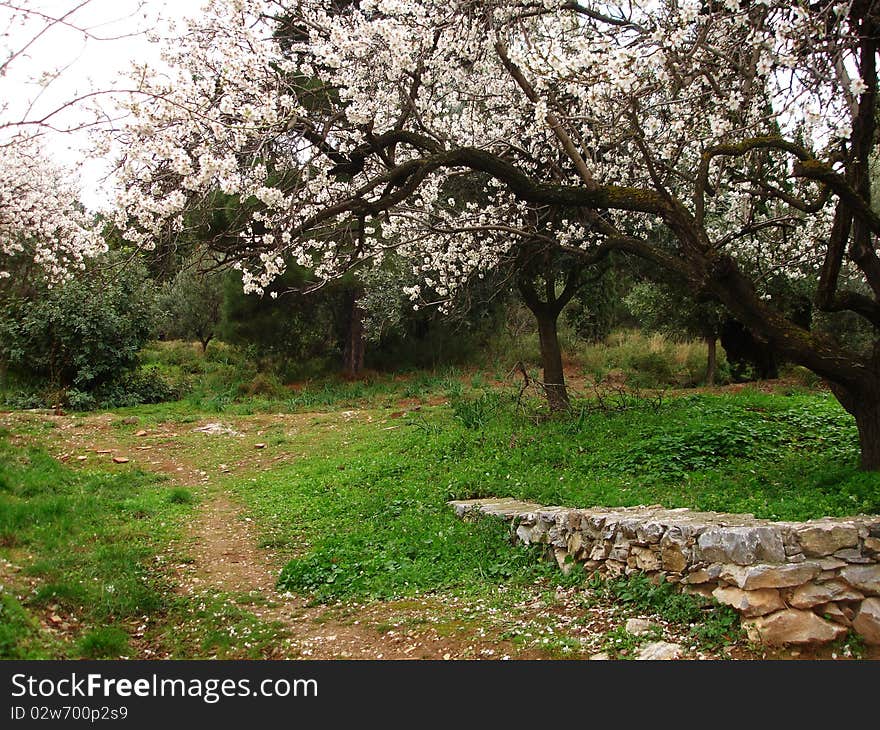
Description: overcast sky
1,0,206,210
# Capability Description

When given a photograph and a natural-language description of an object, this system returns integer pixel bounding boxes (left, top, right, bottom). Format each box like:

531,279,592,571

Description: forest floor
4,377,878,661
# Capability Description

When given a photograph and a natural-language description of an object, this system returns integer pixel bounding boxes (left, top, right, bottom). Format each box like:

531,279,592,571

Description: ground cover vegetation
1,365,876,659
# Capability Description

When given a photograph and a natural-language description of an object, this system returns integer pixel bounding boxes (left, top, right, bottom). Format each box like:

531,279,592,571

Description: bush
580,330,730,388
236,372,286,398
449,391,505,430
1,391,45,410
626,350,674,387
94,367,178,408
65,389,97,412
0,253,156,389
167,488,195,505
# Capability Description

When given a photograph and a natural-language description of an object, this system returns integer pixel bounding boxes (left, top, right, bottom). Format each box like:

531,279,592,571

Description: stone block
590,540,611,561
852,598,880,644
712,586,784,617
743,609,848,645
697,526,786,565
719,562,821,590
683,564,721,584
795,522,859,557
660,543,688,573
816,602,853,627
840,565,880,596
629,545,661,572
553,548,573,575
788,579,864,609
832,548,873,564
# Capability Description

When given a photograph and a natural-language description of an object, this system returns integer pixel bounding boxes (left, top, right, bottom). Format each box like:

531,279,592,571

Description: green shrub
0,253,156,389
167,488,195,505
579,330,730,388
93,367,178,409
626,350,674,387
781,364,824,390
65,389,97,412
237,372,286,398
2,391,45,410
594,573,743,649
449,391,505,430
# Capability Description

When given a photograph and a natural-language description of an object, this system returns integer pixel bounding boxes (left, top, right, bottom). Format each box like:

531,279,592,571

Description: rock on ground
637,642,682,660
625,618,658,636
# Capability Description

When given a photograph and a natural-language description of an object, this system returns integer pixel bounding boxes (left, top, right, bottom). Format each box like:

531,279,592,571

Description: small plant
76,627,130,659
449,391,504,430
167,487,195,505
829,631,866,659
600,625,647,659
595,573,742,649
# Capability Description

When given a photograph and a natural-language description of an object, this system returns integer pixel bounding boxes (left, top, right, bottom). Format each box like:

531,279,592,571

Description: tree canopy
10,0,880,466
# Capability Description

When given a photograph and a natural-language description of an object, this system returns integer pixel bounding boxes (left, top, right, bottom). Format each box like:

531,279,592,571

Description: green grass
0,432,193,658
76,626,131,659
218,388,880,605
3,378,878,658
0,589,50,659
148,592,288,660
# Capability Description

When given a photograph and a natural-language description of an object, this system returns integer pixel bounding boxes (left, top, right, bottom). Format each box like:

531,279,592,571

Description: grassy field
1,371,877,660
0,430,185,658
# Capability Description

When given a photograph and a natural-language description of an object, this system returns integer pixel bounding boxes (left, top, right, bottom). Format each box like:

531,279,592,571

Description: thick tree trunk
855,403,880,471
536,311,569,411
705,336,717,387
829,384,880,471
841,390,880,471
341,287,366,379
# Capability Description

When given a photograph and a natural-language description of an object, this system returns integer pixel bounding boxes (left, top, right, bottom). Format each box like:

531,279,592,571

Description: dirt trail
179,493,280,595
7,410,531,659
178,490,527,659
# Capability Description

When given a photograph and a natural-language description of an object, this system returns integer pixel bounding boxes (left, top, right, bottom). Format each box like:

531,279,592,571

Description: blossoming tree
113,0,880,468
0,137,105,282
0,0,144,279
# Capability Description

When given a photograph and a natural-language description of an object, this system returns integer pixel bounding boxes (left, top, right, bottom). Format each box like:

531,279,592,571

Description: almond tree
0,137,105,281
113,1,880,468
0,1,154,279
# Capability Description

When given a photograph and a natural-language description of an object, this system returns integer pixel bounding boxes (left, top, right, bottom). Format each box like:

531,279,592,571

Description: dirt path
5,410,540,659
177,489,543,659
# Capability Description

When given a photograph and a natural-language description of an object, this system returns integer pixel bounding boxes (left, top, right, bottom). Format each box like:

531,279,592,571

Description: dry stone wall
449,498,880,646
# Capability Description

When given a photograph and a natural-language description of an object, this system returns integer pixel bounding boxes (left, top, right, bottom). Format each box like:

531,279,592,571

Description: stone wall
449,498,880,646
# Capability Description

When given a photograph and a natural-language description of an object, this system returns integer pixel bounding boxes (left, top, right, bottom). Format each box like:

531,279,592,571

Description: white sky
1,0,206,211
